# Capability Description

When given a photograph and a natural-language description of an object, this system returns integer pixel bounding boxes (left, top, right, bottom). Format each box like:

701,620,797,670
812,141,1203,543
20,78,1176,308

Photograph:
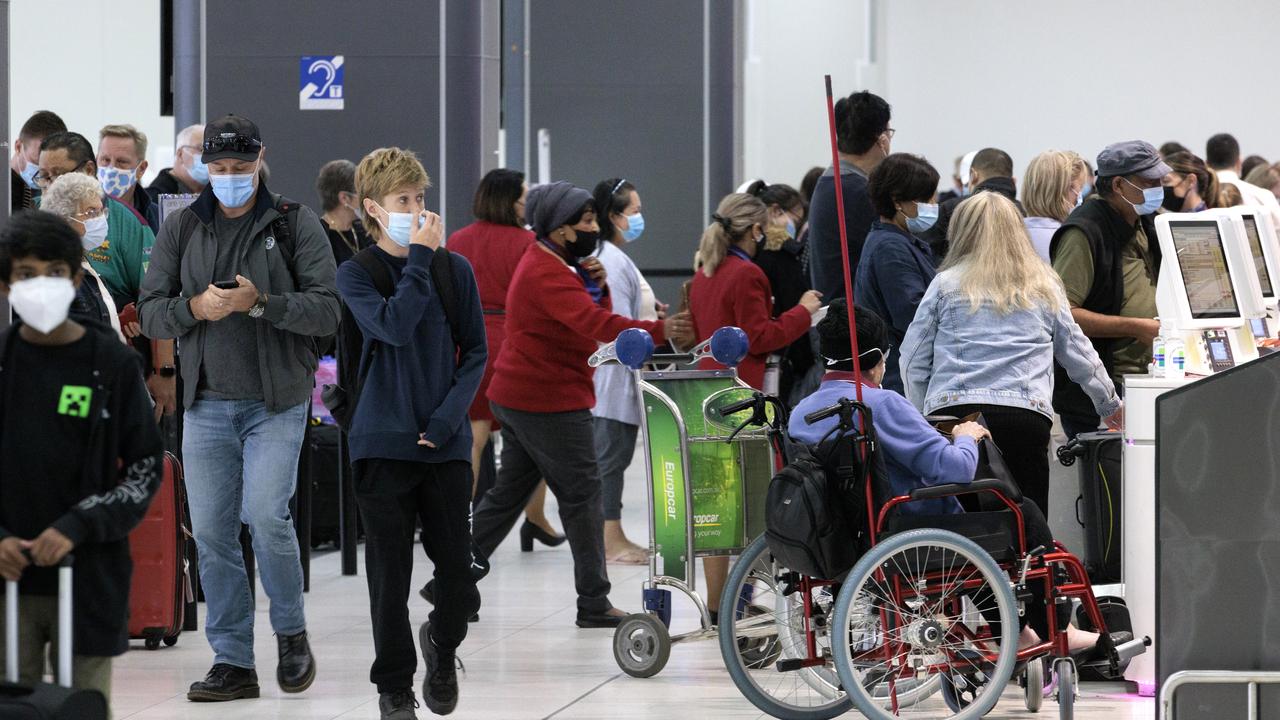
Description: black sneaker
379,688,420,720
419,581,479,623
277,631,317,693
419,622,462,715
187,663,260,702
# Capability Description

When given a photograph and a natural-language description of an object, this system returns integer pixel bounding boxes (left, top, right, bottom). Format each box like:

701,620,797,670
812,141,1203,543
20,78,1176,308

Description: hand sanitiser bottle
1152,321,1167,378
1166,329,1186,380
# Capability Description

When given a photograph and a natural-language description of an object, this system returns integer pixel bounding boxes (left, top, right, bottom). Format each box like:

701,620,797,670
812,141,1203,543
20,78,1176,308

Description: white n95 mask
9,275,76,334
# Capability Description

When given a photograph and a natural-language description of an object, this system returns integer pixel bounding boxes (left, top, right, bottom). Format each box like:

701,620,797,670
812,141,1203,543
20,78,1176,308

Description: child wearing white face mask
0,209,165,710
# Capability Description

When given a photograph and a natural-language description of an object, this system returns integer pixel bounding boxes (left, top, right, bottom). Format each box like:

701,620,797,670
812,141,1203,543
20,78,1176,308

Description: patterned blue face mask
97,166,138,199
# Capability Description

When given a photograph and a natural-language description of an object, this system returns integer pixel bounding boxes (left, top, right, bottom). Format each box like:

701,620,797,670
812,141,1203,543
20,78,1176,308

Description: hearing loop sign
300,55,344,110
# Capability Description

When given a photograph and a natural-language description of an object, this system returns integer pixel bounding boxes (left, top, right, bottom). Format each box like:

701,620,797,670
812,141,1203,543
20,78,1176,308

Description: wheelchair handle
719,396,758,416
804,398,849,425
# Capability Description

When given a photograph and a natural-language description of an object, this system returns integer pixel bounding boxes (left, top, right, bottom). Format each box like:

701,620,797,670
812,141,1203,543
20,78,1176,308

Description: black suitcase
0,558,109,719
1056,430,1122,584
305,422,344,549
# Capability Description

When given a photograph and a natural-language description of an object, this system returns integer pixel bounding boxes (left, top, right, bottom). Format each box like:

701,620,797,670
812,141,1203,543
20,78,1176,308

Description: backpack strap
429,247,462,348
346,247,397,408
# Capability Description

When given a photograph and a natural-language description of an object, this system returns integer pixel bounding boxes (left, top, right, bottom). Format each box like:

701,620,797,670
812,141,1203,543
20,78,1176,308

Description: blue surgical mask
905,202,939,234
19,158,39,189
785,218,797,238
1124,178,1164,216
622,212,645,242
97,166,137,199
77,215,109,250
209,168,257,207
188,153,210,184
374,202,420,247
1075,190,1084,208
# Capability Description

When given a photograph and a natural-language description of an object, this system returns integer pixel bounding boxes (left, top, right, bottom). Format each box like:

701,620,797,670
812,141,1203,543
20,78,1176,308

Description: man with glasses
9,110,67,212
138,114,339,704
1049,141,1167,439
806,89,893,301
98,124,160,231
147,123,208,200
37,131,179,417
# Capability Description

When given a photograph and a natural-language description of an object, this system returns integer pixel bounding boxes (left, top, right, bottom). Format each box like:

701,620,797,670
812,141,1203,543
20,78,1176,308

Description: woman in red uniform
687,191,821,618
447,169,563,548
470,181,693,627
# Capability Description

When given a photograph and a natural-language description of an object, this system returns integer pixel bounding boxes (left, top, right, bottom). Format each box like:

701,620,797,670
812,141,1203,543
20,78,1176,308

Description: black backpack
764,436,871,581
323,245,462,430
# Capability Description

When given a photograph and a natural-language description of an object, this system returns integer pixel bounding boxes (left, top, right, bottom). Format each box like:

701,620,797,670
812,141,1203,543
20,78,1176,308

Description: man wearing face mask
9,111,67,213
1050,141,1166,439
97,124,159,232
137,114,340,704
147,124,209,200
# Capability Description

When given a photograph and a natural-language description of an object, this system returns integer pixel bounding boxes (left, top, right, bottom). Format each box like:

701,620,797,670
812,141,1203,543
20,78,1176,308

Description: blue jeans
183,399,308,669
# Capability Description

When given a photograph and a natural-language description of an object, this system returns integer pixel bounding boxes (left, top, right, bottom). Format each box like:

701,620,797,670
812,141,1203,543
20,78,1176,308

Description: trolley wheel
163,634,179,647
144,636,161,651
1055,659,1076,720
1023,657,1045,712
613,613,671,678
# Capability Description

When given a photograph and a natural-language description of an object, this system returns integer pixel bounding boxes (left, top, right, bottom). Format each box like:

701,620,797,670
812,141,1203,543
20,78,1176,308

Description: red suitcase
128,451,192,649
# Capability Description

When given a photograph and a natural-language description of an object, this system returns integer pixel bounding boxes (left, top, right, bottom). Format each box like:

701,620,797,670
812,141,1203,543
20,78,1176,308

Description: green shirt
1053,226,1158,379
86,199,156,309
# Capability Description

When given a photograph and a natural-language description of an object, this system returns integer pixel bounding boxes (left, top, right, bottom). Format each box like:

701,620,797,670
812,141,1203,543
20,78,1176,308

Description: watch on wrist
248,292,268,319
155,366,177,378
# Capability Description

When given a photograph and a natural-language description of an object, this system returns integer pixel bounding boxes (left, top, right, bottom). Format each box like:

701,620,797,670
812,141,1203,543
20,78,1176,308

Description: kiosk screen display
1242,215,1274,297
1171,221,1240,319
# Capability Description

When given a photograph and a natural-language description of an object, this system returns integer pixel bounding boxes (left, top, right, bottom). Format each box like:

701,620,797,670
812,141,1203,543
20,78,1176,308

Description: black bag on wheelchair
764,438,868,581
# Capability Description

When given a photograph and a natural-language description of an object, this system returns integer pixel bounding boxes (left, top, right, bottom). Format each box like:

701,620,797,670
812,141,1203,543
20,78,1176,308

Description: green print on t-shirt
57,385,93,418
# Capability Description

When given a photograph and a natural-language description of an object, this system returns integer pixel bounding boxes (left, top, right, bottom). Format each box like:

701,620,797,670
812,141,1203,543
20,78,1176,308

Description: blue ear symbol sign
615,328,655,370
710,326,749,367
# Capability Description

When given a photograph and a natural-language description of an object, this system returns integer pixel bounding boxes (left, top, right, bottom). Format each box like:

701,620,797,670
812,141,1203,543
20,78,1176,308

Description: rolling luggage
305,421,347,549
1056,430,1122,584
128,452,191,649
0,559,110,719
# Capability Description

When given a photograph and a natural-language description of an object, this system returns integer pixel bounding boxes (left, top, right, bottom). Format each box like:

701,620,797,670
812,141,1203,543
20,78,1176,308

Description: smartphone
213,280,240,290
117,302,138,327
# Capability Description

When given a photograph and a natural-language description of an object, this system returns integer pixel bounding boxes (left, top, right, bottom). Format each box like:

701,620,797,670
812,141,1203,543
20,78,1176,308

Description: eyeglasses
883,128,897,140
72,206,107,221
202,134,262,156
33,161,89,189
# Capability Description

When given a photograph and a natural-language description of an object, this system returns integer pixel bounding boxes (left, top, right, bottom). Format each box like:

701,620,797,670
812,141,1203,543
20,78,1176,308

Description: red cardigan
488,245,665,413
688,253,811,389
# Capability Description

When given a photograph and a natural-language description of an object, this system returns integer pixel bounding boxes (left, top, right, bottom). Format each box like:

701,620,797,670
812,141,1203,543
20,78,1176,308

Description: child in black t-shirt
0,210,163,708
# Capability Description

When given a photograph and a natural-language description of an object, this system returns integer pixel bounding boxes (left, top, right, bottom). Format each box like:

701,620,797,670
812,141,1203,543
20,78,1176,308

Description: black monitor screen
1170,220,1240,319
1242,215,1274,298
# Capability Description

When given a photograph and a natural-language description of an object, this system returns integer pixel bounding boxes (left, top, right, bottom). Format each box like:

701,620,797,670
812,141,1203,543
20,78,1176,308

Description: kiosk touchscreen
1221,207,1280,344
1154,213,1263,375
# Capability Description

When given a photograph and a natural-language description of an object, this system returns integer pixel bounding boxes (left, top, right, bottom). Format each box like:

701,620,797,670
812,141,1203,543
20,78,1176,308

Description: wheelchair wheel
1022,656,1045,712
718,535,851,719
1055,659,1076,720
613,613,671,678
832,528,1018,719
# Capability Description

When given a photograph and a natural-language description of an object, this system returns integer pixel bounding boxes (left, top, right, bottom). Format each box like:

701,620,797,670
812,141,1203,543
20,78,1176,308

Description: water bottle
1166,333,1186,380
1152,322,1167,378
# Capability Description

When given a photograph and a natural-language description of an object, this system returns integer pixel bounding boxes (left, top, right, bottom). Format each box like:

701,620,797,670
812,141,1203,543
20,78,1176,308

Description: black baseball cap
202,114,263,163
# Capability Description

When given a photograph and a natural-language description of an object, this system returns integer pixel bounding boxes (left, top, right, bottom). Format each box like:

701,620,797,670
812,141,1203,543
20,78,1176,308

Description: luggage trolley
589,327,781,678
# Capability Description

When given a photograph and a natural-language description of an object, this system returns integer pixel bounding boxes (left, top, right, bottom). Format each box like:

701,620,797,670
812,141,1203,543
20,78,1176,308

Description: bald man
147,123,208,200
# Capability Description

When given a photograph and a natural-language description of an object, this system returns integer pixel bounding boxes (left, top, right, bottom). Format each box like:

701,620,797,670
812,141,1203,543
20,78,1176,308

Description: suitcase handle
5,554,74,687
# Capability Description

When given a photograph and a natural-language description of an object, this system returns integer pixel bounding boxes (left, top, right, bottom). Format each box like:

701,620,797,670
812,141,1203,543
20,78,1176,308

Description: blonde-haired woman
688,193,821,390
1022,150,1088,262
900,192,1123,515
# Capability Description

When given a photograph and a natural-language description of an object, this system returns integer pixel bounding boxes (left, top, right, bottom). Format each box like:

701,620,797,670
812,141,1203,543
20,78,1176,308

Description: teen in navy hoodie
336,148,485,718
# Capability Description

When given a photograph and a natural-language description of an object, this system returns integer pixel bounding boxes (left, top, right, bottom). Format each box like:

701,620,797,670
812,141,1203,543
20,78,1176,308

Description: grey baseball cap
1096,141,1171,180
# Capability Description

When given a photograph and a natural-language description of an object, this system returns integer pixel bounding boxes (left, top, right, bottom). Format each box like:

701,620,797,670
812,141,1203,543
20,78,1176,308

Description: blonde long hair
695,193,766,277
1022,149,1085,221
940,192,1063,313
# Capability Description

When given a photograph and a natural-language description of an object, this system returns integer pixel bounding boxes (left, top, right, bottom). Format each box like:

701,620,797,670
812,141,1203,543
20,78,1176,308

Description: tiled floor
113,445,1156,719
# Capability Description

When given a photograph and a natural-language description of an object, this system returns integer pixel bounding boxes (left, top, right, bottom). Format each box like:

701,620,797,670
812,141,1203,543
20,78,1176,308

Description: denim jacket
899,270,1120,420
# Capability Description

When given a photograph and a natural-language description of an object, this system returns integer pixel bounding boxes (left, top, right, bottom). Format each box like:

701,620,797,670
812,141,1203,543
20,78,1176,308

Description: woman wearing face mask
1161,151,1221,213
315,159,373,266
744,180,816,405
471,181,694,628
588,177,660,565
447,169,564,550
901,192,1123,517
1022,150,1089,263
40,172,125,341
855,153,941,395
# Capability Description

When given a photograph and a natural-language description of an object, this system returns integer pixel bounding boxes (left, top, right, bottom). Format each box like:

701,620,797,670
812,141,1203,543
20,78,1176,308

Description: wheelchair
718,395,1148,719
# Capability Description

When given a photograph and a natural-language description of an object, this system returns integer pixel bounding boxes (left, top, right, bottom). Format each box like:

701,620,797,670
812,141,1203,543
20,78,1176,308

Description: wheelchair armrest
909,477,1023,504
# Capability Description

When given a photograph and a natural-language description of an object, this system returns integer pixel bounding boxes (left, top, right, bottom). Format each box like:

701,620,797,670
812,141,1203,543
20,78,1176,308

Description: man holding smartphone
137,115,340,704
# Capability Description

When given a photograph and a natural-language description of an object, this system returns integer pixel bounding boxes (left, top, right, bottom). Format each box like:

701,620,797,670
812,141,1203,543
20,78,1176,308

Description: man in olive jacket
137,115,339,704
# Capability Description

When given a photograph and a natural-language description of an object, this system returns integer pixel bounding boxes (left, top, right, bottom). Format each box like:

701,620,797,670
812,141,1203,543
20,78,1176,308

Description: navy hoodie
336,244,486,464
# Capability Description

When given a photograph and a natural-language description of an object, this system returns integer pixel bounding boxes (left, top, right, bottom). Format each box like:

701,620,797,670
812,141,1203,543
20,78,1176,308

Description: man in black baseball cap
1046,140,1167,438
138,112,339,703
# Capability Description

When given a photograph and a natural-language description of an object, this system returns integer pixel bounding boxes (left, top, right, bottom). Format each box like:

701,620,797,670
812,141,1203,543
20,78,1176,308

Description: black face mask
566,229,599,258
1162,186,1186,212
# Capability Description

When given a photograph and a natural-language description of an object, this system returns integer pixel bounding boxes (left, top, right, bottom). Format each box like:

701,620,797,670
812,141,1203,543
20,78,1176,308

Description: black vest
1048,197,1161,423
